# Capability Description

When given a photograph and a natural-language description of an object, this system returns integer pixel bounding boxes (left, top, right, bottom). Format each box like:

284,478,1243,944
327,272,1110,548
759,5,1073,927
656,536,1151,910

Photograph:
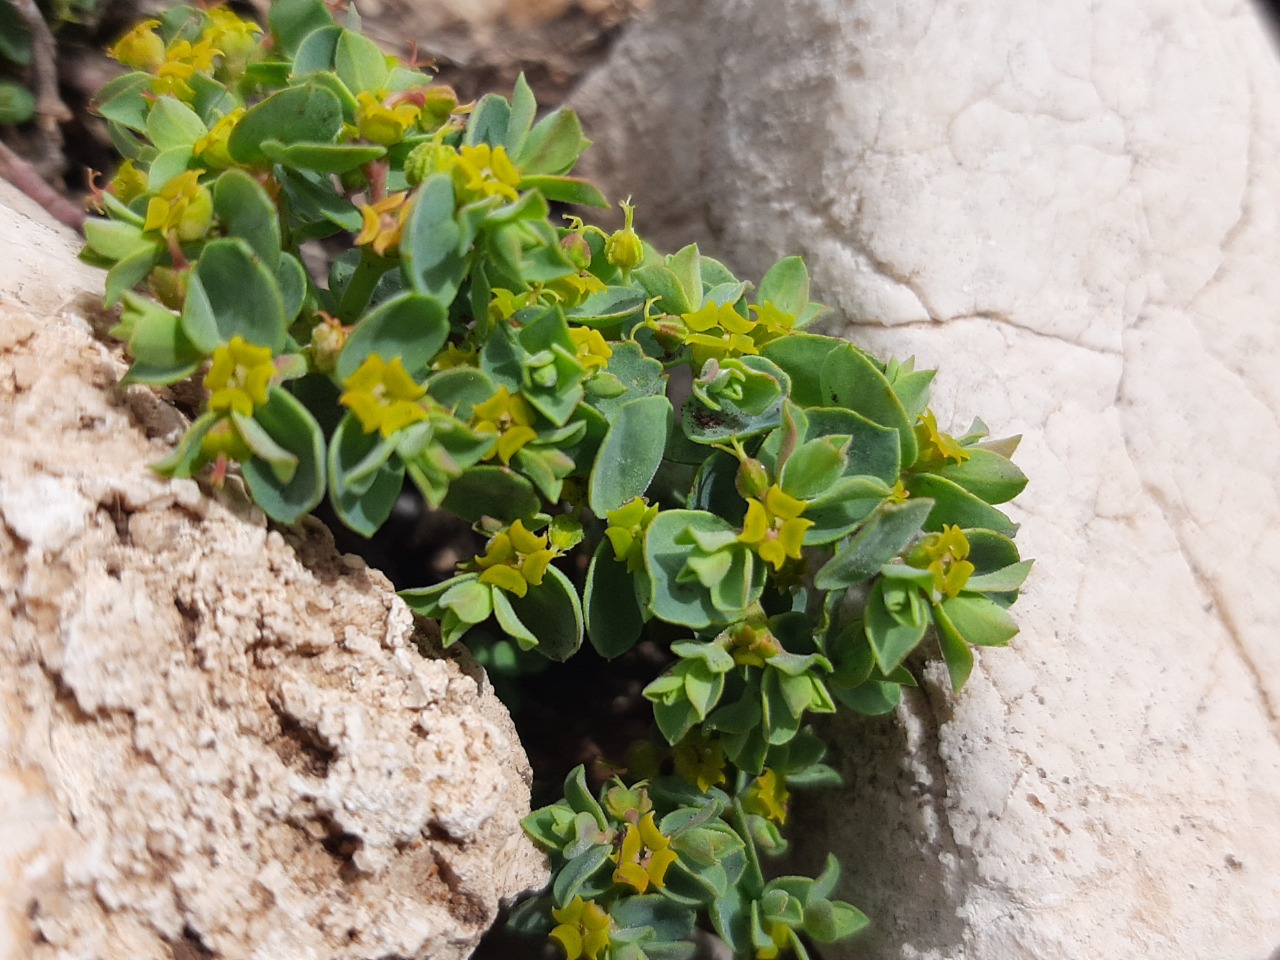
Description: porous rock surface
574,1,1280,957
0,184,545,959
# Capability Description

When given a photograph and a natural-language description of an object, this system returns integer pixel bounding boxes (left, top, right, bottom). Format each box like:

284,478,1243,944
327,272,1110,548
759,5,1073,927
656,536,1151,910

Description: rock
0,183,546,959
573,1,1280,957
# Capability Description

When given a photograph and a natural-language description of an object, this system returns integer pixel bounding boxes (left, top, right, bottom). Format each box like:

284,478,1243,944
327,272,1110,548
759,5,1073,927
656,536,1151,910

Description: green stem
338,248,390,322
731,797,766,897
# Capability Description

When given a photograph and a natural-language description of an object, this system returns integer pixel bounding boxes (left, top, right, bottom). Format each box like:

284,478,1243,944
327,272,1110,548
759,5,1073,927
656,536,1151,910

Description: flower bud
735,457,770,499
605,198,644,270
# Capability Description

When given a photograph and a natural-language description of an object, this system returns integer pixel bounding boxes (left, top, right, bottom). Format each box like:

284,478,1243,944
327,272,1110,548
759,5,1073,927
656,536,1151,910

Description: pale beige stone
0,187,546,959
574,1,1280,957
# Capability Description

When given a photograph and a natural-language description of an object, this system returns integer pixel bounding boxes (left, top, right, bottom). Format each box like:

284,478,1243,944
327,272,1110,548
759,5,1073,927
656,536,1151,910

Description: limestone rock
0,184,546,959
574,1,1280,957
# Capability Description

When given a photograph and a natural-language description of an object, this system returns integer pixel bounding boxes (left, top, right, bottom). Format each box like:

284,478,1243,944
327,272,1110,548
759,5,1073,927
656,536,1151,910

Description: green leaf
584,541,646,659
231,410,299,483
682,660,725,720
519,175,609,208
103,243,162,307
334,28,389,93
228,85,343,167
802,476,892,545
964,559,1033,593
464,93,512,148
94,72,153,132
757,256,809,317
801,407,901,485
905,472,1018,536
336,291,449,382
268,0,334,54
864,578,928,674
290,24,342,73
939,594,1020,647
779,436,848,500
240,387,326,523
260,139,386,174
804,899,869,943
552,844,613,907
930,448,1028,505
214,169,281,269
821,344,917,465
815,498,934,589
116,293,204,385
834,678,902,715
327,413,405,537
588,395,672,515
401,174,467,302
188,238,288,352
516,107,589,175
506,73,537,154
632,264,692,316
152,412,220,478
146,146,195,191
278,167,363,233
146,96,206,151
498,566,584,661
645,510,762,629
760,333,843,407
931,600,974,691
440,465,540,524
82,218,151,262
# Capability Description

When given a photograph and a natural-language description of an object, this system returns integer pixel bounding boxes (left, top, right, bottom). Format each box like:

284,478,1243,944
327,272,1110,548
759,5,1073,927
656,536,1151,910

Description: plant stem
731,797,765,897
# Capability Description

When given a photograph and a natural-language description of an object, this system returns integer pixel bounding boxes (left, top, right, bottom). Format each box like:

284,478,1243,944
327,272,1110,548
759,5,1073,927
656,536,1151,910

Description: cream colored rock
0,185,545,959
575,1,1280,957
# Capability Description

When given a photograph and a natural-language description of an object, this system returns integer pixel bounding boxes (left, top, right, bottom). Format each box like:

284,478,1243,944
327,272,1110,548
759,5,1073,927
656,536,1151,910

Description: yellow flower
200,7,261,65
913,524,974,598
472,386,538,464
355,91,422,146
193,108,244,169
355,192,410,257
603,497,659,574
680,300,759,367
431,342,479,371
549,896,611,960
452,143,521,203
672,730,726,793
545,270,607,308
915,409,970,466
108,19,165,71
472,520,561,598
568,326,612,375
339,354,429,438
747,301,796,349
737,484,813,572
108,159,148,205
199,417,253,464
611,812,678,894
143,169,214,242
152,37,221,102
742,768,790,825
204,336,274,416
725,620,783,668
755,920,793,960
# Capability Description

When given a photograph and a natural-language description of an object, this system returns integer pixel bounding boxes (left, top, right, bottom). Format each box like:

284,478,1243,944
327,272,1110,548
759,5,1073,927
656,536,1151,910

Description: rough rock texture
0,183,546,959
573,2,1280,958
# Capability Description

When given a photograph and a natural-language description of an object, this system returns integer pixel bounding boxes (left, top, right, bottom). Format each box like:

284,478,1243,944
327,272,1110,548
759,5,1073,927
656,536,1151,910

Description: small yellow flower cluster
604,497,659,574
108,7,261,100
355,192,411,257
915,410,970,466
914,525,974,598
472,386,537,464
193,108,245,169
672,298,796,368
568,326,612,375
472,520,560,598
672,729,726,793
355,90,424,146
108,160,148,205
611,811,678,894
205,336,274,416
142,169,213,242
549,896,611,960
742,768,790,825
725,620,783,668
737,484,813,572
604,198,644,271
339,354,429,438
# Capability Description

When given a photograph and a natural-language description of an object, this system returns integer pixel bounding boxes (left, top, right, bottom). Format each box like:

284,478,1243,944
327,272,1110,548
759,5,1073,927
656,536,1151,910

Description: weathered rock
574,1,1280,957
0,184,546,959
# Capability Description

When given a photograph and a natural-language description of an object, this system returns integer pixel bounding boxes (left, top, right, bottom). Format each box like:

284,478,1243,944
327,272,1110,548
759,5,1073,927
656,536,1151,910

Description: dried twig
9,0,70,129
0,137,85,231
